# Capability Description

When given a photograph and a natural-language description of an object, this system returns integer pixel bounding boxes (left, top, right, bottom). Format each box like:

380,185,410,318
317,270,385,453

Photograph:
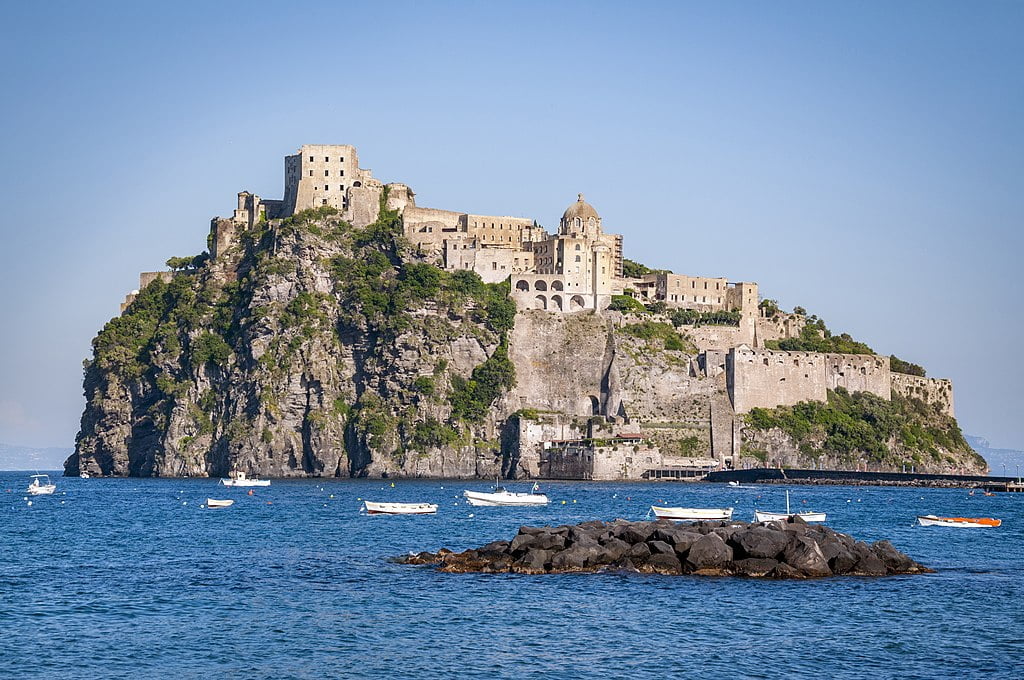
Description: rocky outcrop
399,518,933,578
65,204,984,479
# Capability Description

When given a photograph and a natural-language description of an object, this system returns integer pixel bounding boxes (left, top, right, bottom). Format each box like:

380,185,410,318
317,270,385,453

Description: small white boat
364,501,438,515
463,482,549,507
652,506,733,521
917,515,1001,528
80,471,91,479
220,471,271,487
728,481,755,489
754,491,826,523
206,498,234,508
26,474,56,496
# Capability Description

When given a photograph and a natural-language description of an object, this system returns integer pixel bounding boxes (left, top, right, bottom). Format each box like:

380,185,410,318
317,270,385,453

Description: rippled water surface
2,474,1022,678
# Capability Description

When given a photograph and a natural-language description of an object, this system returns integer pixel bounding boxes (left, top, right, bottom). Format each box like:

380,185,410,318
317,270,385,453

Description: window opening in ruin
325,157,329,161
309,170,313,176
309,156,314,161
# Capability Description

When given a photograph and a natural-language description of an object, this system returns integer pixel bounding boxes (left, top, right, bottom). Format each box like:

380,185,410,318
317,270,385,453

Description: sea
2,473,1022,679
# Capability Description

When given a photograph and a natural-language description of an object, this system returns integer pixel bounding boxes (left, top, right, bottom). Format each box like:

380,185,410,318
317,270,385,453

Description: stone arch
515,279,530,292
534,294,547,310
589,395,601,415
551,280,564,291
353,181,362,187
569,295,586,311
550,294,563,311
535,280,548,291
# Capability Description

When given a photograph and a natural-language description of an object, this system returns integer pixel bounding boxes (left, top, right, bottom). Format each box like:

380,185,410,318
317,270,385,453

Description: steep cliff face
68,205,513,478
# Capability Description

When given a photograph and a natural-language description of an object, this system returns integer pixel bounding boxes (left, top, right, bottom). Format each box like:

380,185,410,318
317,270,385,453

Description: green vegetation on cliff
745,388,981,468
621,321,695,352
764,318,874,355
890,355,926,377
80,191,519,478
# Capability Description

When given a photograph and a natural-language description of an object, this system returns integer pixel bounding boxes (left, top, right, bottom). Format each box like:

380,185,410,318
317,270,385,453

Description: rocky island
67,144,985,479
399,517,932,578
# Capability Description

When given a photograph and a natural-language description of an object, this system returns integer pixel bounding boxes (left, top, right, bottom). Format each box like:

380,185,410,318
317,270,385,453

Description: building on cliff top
122,143,958,477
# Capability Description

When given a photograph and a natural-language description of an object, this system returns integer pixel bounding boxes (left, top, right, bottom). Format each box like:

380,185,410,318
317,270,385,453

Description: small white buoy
468,513,474,518
27,500,32,506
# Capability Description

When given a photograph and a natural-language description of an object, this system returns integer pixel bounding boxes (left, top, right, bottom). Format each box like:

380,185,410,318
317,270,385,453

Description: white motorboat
206,498,234,508
652,506,733,521
364,501,438,515
917,515,1001,528
26,474,56,496
463,482,549,507
754,491,826,523
220,471,271,487
728,481,755,489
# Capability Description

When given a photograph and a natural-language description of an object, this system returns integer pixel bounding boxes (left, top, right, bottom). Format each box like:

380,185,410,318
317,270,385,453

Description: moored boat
206,498,234,508
463,490,550,507
220,471,271,487
917,515,1001,528
754,491,826,523
26,474,56,496
652,506,734,521
364,501,438,515
463,484,549,507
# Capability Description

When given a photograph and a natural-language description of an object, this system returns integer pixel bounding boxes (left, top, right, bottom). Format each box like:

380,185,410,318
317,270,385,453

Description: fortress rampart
727,346,890,413
892,373,955,417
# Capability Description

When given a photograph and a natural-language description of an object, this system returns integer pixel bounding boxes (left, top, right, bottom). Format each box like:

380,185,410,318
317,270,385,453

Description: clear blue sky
1,1,1021,454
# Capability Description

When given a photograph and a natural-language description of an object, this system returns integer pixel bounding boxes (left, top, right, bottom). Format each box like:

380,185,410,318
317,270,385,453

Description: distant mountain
965,435,1024,478
0,443,71,471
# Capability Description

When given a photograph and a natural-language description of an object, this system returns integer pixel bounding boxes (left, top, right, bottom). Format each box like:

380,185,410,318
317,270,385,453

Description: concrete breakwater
707,468,1014,488
399,518,932,578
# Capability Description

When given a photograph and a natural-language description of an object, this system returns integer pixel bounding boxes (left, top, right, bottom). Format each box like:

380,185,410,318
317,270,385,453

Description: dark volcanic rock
686,533,733,571
734,526,790,559
646,552,683,574
781,536,832,577
732,558,780,577
398,519,932,579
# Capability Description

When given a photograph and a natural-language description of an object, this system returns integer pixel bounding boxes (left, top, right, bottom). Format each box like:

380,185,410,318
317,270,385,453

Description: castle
122,144,958,478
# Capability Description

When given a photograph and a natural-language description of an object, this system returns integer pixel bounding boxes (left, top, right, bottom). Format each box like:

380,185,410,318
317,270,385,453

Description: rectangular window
325,170,329,176
309,170,313,176
309,156,314,162
340,170,344,176
325,156,329,162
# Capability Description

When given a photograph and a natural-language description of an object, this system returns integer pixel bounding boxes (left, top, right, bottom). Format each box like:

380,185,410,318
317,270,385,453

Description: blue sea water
1,474,1022,679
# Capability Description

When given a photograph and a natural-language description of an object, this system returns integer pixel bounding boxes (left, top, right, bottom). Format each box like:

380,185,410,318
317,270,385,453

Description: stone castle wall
728,347,890,413
892,373,955,417
755,313,807,348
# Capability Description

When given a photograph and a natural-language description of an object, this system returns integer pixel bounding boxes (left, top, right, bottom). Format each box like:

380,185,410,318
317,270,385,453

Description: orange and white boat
917,515,1001,528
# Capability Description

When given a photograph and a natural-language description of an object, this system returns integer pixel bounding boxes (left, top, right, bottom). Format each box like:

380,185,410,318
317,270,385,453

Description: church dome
562,193,599,223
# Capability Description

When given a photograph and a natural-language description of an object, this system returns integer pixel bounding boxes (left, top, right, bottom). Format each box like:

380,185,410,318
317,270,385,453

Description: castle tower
282,144,375,216
559,193,603,241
